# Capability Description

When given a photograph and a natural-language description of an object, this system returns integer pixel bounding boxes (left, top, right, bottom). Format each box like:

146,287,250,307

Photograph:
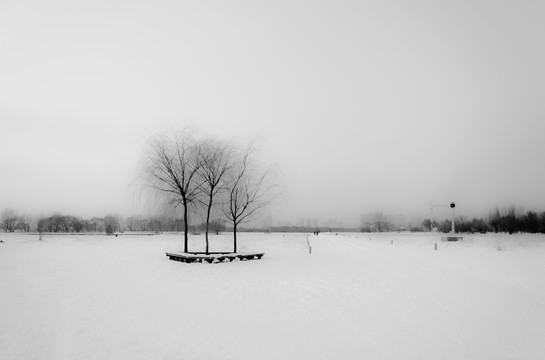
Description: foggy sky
1,0,544,225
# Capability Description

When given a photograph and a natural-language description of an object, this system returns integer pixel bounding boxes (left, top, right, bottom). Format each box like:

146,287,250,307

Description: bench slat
166,252,264,264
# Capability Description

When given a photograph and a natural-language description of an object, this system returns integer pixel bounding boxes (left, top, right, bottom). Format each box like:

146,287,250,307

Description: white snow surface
1,232,545,360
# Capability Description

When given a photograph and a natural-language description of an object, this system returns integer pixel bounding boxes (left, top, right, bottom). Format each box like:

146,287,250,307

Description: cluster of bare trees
0,210,125,234
38,215,82,233
126,215,181,233
419,217,490,233
1,209,31,232
143,130,278,253
0,209,226,235
416,207,545,234
488,207,545,234
360,212,396,232
36,214,122,234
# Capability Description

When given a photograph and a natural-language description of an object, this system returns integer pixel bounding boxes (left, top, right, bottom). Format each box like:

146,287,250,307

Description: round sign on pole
450,202,456,208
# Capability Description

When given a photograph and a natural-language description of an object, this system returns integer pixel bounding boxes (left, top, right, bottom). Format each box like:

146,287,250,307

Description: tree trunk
205,195,212,254
233,223,237,253
183,203,189,253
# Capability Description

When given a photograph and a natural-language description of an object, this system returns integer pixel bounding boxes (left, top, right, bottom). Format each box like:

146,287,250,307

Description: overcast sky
1,0,544,225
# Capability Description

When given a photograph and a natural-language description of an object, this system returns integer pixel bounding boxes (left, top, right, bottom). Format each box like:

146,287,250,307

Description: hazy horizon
2,0,544,226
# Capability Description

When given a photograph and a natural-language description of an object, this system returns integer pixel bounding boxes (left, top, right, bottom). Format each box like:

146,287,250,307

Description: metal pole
451,207,455,234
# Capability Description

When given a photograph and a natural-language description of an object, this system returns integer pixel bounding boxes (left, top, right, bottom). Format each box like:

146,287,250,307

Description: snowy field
1,232,545,360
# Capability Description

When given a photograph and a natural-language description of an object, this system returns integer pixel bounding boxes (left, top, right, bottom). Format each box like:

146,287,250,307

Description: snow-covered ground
1,232,544,360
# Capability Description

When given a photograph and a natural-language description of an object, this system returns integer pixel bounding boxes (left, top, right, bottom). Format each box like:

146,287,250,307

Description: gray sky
1,0,544,225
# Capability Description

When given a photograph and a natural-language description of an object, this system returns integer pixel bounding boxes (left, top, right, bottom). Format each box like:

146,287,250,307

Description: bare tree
16,214,31,232
90,217,104,232
72,218,83,233
37,217,49,233
1,209,18,232
104,214,122,234
210,218,226,235
126,216,140,232
143,130,202,253
223,146,278,253
372,212,390,232
197,138,233,254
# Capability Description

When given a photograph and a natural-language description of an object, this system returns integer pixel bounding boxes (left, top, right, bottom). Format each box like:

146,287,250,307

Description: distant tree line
35,214,124,234
0,209,225,235
125,215,227,234
270,225,360,233
418,217,491,234
487,207,545,234
415,207,545,234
